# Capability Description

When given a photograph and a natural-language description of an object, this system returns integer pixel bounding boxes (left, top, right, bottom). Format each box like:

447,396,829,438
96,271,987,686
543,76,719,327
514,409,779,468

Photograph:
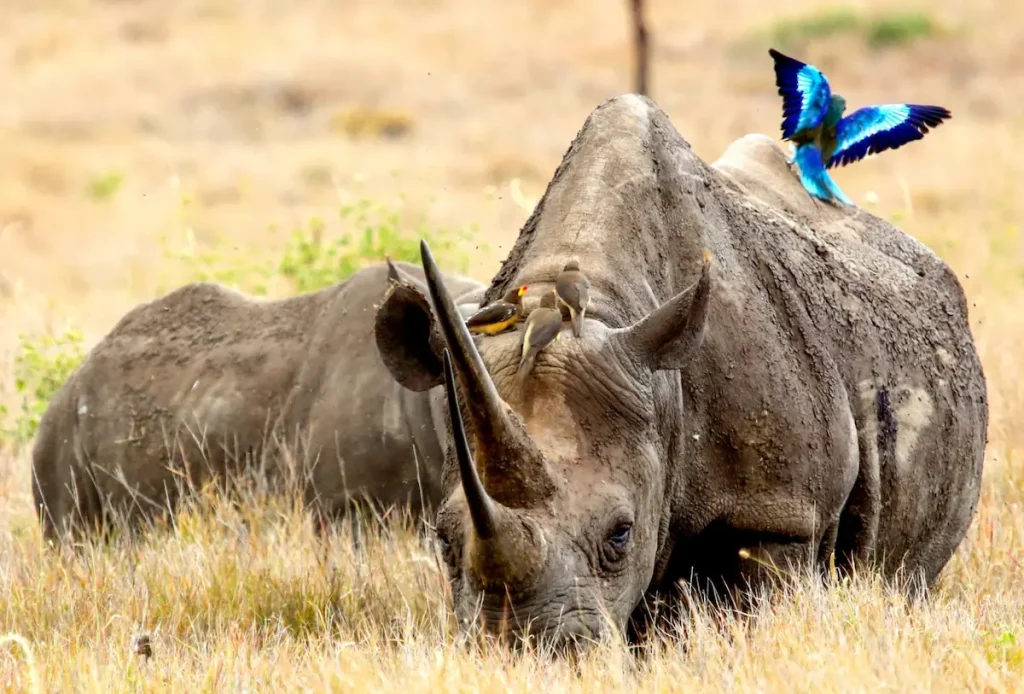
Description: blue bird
768,47,951,205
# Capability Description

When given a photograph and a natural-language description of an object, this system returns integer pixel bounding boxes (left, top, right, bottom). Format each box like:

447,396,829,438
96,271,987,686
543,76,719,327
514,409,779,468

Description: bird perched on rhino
768,47,951,205
555,260,590,338
518,291,564,379
465,285,528,335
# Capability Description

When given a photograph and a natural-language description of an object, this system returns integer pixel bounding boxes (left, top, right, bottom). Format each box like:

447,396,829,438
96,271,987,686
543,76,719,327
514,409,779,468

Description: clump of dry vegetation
0,459,1021,691
1,0,1021,691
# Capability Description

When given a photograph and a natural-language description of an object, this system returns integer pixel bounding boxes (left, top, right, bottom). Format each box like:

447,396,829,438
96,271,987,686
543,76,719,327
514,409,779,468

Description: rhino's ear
615,254,713,371
374,282,446,391
386,255,430,294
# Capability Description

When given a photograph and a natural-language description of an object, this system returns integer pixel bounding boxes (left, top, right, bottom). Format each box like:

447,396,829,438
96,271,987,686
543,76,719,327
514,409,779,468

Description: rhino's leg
831,385,884,577
32,454,106,546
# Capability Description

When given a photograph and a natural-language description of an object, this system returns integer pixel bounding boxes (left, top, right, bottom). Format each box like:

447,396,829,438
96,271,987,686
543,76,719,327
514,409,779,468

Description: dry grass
0,0,1022,691
0,457,1021,691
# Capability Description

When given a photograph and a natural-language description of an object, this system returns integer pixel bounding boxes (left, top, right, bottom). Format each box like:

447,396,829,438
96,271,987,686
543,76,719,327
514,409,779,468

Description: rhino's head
375,238,712,650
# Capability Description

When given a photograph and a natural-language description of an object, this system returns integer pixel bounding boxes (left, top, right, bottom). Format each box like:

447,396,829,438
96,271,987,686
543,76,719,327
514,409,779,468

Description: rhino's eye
602,521,633,562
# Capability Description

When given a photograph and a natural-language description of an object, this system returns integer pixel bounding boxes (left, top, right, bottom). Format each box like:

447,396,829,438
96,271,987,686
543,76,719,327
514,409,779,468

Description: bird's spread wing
827,104,951,169
769,48,832,139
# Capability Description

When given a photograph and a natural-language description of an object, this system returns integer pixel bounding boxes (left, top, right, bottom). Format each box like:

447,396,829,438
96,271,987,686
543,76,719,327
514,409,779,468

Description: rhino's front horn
442,348,547,590
419,240,555,506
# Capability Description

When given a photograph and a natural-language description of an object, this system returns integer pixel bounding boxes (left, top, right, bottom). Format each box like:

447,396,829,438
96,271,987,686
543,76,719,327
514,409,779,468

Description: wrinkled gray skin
31,260,485,543
373,94,988,650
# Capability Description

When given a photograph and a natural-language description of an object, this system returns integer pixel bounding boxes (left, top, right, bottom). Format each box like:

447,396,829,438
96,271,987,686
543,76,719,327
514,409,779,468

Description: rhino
30,259,486,543
373,94,988,648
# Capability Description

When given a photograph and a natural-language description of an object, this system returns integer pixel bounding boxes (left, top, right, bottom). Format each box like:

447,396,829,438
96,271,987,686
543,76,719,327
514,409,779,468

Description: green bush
161,196,476,297
0,327,87,447
86,171,124,201
278,199,473,294
865,11,936,48
159,226,277,297
760,6,938,52
769,7,861,48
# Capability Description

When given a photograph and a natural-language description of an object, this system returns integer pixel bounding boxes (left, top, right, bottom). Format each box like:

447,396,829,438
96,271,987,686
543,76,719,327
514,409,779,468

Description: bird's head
502,285,529,304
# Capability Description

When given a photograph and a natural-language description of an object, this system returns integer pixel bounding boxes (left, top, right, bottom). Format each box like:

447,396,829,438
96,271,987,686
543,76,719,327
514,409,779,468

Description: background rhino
31,259,485,543
374,94,988,648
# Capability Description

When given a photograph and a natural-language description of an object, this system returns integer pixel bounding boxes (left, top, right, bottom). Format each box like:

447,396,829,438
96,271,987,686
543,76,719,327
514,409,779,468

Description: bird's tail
518,349,538,378
794,144,853,205
517,350,541,390
569,308,584,338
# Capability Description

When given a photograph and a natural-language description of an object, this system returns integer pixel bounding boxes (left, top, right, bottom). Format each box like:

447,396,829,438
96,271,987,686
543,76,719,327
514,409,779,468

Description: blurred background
0,0,1020,454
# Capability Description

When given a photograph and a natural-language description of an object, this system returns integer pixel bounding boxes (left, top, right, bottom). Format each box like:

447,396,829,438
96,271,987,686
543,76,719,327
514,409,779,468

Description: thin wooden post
630,0,650,96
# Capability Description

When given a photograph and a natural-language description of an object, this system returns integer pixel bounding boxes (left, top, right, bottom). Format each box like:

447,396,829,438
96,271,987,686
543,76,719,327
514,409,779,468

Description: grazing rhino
31,259,486,543
373,94,988,649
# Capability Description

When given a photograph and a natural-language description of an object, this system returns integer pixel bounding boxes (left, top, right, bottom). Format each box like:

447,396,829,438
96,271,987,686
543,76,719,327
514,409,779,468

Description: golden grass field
1,0,1022,690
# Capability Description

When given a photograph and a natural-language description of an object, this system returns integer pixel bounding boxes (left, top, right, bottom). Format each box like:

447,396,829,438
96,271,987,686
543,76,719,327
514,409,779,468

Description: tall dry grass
0,451,1021,692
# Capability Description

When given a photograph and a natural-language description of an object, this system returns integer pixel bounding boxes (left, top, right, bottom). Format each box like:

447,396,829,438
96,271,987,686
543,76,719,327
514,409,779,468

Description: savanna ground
1,0,1022,690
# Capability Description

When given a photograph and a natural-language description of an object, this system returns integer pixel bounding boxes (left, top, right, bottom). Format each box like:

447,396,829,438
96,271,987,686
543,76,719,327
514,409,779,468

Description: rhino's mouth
456,588,612,654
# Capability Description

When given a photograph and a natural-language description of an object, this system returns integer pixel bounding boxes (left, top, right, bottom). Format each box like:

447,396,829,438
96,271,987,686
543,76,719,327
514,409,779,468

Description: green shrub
0,327,87,447
86,171,124,201
758,6,938,52
770,7,861,49
160,226,276,297
865,11,936,48
278,199,473,294
161,196,476,296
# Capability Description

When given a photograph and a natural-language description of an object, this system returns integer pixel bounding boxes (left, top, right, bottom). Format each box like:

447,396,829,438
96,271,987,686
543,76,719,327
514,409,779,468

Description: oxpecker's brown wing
524,310,562,352
519,308,563,374
466,301,517,328
555,271,590,311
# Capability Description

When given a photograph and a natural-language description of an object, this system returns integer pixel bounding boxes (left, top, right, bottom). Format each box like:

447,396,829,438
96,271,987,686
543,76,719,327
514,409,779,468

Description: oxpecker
555,260,591,338
518,291,564,379
769,47,951,205
465,285,528,335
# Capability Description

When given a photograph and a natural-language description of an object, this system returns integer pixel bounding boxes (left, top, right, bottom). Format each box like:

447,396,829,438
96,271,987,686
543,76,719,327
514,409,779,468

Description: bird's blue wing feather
794,144,852,205
769,48,832,139
827,104,951,169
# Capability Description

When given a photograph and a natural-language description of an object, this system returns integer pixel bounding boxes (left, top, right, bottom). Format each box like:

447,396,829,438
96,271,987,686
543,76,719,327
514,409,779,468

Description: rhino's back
39,281,336,511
